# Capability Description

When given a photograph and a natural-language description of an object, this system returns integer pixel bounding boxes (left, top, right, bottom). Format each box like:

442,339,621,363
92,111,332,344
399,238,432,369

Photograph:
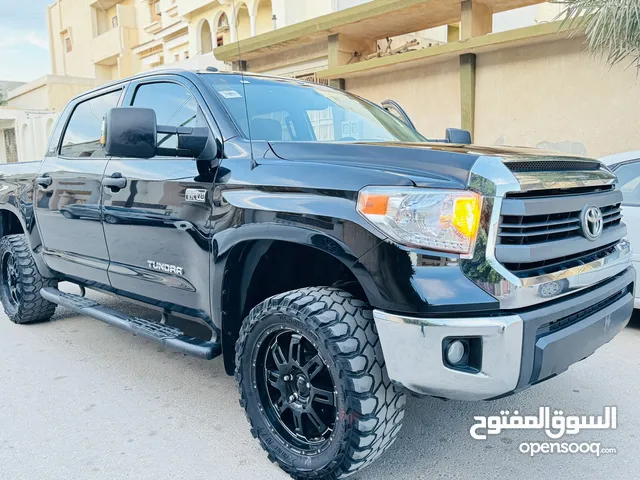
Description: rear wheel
0,234,58,324
236,287,406,479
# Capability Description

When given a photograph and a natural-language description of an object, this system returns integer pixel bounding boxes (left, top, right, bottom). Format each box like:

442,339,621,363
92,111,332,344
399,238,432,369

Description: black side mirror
104,107,157,158
104,107,217,160
445,128,472,144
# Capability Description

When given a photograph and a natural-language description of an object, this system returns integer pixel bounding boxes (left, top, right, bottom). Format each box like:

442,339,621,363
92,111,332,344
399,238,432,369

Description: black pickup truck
0,70,633,479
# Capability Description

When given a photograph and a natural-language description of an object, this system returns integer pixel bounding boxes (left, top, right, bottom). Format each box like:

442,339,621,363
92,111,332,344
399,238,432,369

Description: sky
0,0,52,82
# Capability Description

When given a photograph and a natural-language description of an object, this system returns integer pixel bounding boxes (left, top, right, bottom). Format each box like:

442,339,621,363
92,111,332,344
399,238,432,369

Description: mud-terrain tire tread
235,286,406,479
0,234,57,324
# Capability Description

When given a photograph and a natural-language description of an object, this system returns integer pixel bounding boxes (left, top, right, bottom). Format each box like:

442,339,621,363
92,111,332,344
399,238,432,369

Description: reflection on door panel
102,80,213,320
35,89,121,285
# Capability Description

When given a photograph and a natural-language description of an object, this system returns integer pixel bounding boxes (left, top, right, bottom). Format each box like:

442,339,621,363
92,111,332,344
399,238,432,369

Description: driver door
102,76,216,320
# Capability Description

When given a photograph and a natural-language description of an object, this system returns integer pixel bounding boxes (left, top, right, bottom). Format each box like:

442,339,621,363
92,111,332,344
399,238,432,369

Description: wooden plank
317,20,576,80
214,0,545,62
461,0,493,40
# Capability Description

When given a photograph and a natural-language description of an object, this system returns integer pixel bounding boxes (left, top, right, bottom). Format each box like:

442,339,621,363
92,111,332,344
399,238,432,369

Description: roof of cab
67,68,316,105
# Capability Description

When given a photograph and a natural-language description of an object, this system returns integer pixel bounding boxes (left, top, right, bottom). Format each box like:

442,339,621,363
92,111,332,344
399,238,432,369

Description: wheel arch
0,206,55,279
214,231,379,375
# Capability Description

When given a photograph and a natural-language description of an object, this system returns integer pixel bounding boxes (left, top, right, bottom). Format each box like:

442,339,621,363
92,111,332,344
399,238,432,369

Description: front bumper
374,267,634,401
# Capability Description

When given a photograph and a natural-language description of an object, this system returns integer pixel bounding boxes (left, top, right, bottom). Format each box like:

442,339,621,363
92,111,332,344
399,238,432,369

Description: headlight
357,187,482,254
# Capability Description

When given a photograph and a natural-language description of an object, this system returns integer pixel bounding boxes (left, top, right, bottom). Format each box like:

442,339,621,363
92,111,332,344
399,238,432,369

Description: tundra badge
185,188,207,203
147,260,184,276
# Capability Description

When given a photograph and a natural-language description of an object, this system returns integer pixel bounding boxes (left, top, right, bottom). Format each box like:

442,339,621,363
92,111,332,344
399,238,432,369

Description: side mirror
104,107,157,158
103,107,217,160
445,128,472,144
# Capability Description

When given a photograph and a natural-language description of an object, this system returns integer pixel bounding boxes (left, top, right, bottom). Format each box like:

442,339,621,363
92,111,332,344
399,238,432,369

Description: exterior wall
475,38,640,158
236,5,252,40
49,0,139,81
255,0,274,35
345,59,461,140
7,76,101,113
0,108,58,163
280,0,333,26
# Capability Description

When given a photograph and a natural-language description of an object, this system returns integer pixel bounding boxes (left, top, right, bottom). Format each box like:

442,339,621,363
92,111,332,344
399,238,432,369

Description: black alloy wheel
1,250,21,308
0,234,58,324
235,287,406,479
255,328,337,451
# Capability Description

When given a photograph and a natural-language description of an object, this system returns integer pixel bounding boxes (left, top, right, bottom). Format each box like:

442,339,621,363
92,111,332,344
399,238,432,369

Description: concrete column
460,0,492,40
458,1,491,139
249,13,257,36
460,53,476,136
230,10,238,42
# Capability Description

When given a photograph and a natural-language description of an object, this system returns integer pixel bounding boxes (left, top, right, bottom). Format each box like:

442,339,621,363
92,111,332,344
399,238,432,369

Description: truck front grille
495,188,626,275
499,203,622,246
503,242,619,275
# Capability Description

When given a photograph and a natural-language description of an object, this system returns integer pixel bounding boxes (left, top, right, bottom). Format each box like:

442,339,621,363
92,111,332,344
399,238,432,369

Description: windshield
203,74,426,143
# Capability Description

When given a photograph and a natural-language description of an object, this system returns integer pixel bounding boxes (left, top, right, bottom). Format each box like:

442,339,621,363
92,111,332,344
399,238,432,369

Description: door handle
102,173,127,191
36,175,52,188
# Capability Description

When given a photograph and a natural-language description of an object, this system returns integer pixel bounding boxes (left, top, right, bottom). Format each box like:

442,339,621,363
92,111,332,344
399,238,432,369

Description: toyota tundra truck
0,69,633,479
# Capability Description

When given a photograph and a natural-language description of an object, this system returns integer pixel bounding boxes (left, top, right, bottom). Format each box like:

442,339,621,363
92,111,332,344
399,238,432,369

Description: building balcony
178,0,217,17
92,27,122,65
89,0,126,8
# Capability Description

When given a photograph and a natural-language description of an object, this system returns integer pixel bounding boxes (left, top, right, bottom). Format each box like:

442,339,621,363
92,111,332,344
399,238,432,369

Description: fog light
446,340,467,366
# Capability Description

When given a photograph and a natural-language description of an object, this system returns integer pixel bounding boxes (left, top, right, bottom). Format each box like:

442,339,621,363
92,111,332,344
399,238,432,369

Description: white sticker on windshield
218,90,242,99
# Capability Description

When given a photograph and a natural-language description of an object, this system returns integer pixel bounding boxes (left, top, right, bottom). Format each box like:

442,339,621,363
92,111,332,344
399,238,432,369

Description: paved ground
1,285,639,480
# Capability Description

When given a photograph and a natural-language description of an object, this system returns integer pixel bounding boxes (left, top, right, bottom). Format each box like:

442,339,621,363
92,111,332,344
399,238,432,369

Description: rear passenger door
35,87,123,286
102,76,215,321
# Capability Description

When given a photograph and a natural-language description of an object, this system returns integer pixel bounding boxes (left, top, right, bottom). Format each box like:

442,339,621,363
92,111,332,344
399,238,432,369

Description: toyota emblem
581,205,603,241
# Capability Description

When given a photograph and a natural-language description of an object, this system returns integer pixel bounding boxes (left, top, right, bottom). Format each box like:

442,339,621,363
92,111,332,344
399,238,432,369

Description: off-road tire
235,287,406,479
0,234,57,324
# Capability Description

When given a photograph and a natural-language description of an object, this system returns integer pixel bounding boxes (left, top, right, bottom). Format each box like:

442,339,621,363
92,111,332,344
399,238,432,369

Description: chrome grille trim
498,198,622,246
461,155,632,310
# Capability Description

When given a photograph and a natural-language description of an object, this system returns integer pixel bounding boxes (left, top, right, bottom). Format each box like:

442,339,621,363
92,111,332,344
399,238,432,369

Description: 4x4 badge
185,189,207,203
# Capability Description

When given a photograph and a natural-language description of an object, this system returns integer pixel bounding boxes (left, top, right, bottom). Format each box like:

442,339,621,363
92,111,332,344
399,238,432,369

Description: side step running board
40,287,220,360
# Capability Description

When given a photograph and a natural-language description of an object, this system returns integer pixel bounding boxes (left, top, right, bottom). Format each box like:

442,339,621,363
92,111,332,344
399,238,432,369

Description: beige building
46,0,282,82
6,0,639,161
0,107,58,163
213,0,640,158
45,0,560,82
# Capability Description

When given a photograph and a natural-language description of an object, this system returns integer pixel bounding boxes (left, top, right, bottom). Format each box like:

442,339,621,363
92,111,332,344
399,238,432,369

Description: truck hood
266,141,599,189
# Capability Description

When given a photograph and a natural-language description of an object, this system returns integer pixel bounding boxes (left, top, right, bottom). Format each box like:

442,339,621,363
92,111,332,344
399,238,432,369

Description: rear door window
60,89,122,158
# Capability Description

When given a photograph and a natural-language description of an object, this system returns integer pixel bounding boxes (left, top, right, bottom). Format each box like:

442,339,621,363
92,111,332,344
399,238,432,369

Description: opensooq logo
469,406,617,440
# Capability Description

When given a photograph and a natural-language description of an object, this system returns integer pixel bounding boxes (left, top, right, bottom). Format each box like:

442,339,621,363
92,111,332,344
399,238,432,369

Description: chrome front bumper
373,268,634,401
373,310,524,401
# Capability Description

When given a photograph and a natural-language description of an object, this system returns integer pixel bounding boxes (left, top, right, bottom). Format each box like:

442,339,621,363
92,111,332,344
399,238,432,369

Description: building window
175,54,180,62
218,12,229,32
184,51,190,59
217,36,224,47
65,37,72,53
112,16,118,28
150,0,161,22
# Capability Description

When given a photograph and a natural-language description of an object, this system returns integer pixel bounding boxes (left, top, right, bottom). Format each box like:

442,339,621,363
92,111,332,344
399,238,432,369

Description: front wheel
236,287,406,479
0,234,58,324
